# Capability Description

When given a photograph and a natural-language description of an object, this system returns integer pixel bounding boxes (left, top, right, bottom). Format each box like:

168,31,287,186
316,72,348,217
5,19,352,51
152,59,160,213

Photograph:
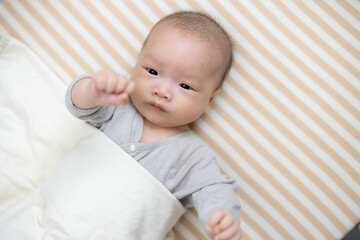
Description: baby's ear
205,87,221,113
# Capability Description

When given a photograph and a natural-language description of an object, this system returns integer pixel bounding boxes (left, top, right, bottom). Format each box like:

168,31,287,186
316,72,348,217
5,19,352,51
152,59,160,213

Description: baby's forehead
146,23,223,55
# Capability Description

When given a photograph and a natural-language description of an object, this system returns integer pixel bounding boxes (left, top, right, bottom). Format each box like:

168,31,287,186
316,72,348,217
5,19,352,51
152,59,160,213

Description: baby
66,11,241,240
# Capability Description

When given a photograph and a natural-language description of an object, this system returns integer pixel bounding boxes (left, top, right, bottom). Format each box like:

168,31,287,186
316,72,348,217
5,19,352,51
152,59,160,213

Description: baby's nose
152,87,172,101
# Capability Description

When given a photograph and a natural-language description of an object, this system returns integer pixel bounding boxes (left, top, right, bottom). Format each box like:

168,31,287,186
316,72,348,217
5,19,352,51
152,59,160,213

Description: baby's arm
206,209,241,240
71,70,135,109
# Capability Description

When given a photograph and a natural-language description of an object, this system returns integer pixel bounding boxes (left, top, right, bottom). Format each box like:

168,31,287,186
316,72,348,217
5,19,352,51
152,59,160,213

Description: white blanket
0,128,185,240
0,37,185,240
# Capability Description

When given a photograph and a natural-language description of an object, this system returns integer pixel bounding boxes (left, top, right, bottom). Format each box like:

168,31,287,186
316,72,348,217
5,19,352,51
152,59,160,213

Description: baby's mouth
149,102,166,112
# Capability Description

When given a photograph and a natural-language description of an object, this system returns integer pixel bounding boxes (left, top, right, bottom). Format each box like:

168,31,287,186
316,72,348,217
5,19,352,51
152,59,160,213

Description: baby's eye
179,83,192,90
147,68,158,75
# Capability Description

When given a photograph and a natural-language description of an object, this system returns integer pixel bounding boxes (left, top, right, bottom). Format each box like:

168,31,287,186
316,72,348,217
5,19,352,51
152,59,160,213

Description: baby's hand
88,70,135,106
205,209,241,240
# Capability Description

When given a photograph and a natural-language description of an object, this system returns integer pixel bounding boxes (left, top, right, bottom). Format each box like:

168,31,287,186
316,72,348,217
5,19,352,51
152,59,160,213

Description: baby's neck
140,118,190,143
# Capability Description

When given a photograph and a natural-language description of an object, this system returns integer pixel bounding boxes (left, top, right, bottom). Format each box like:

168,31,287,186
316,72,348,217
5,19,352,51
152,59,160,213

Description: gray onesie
66,75,240,225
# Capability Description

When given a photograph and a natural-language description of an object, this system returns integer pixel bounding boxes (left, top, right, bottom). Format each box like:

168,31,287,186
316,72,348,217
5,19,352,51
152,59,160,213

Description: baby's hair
143,11,234,87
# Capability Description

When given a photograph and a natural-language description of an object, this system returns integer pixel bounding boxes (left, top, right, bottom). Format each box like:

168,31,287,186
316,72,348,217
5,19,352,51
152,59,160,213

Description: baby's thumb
124,81,135,94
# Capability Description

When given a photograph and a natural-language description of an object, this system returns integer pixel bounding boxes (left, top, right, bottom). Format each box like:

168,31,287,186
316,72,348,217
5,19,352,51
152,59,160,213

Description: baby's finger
114,75,129,93
124,80,135,94
207,210,225,229
214,223,240,240
105,72,118,93
93,70,108,91
218,213,236,231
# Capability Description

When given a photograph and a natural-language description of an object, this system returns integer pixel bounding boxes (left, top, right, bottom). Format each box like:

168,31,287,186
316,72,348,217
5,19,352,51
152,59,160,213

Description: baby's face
130,24,224,128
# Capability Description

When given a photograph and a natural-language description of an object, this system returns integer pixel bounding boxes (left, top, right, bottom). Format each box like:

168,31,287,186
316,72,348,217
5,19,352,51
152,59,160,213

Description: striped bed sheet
0,0,359,239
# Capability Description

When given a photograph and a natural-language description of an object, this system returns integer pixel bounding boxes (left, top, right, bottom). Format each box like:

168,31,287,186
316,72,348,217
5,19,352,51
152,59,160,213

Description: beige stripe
125,1,154,29
214,93,353,227
219,1,360,177
37,1,113,74
336,0,360,22
305,0,360,44
1,1,77,77
19,1,94,74
247,0,360,128
277,0,360,94
240,195,281,239
227,0,360,156
213,99,349,231
144,0,167,19
165,0,182,12
179,216,207,240
103,1,146,45
232,48,360,195
191,120,317,239
173,228,187,240
229,62,359,219
315,0,360,40
74,0,134,72
241,228,251,240
191,123,285,240
203,0,360,202
61,1,132,74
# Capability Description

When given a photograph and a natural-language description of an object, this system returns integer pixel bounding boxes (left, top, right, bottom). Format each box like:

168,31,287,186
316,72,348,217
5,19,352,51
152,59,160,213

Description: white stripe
234,56,360,176
130,1,159,25
201,0,360,149
347,0,360,11
258,0,360,93
152,0,173,15
195,118,314,239
209,105,346,235
230,24,360,164
173,0,193,11
67,1,136,72
0,4,71,82
241,220,264,240
324,0,360,32
47,0,126,75
229,66,360,200
173,221,197,239
302,0,360,48
26,0,101,71
8,1,84,74
279,0,360,73
243,0,360,112
216,89,357,227
240,199,288,240
108,0,149,37
89,0,142,52
182,211,206,236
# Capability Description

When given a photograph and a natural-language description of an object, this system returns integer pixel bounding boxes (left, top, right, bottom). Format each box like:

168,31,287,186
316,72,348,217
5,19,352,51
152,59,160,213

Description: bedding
0,37,184,240
0,126,185,240
0,1,359,239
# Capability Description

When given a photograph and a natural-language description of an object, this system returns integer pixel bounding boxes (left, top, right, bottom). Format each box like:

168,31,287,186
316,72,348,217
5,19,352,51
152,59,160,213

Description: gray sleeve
189,182,241,226
65,74,116,128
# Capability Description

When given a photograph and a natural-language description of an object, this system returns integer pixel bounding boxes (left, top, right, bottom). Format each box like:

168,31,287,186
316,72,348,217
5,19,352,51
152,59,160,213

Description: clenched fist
206,209,241,240
87,70,135,106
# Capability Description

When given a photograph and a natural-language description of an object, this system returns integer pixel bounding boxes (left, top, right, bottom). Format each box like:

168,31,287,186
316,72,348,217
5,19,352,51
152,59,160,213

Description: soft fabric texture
0,36,87,212
0,37,184,240
0,127,185,240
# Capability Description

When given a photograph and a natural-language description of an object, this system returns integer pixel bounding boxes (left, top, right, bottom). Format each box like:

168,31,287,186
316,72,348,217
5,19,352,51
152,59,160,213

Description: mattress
0,0,359,239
